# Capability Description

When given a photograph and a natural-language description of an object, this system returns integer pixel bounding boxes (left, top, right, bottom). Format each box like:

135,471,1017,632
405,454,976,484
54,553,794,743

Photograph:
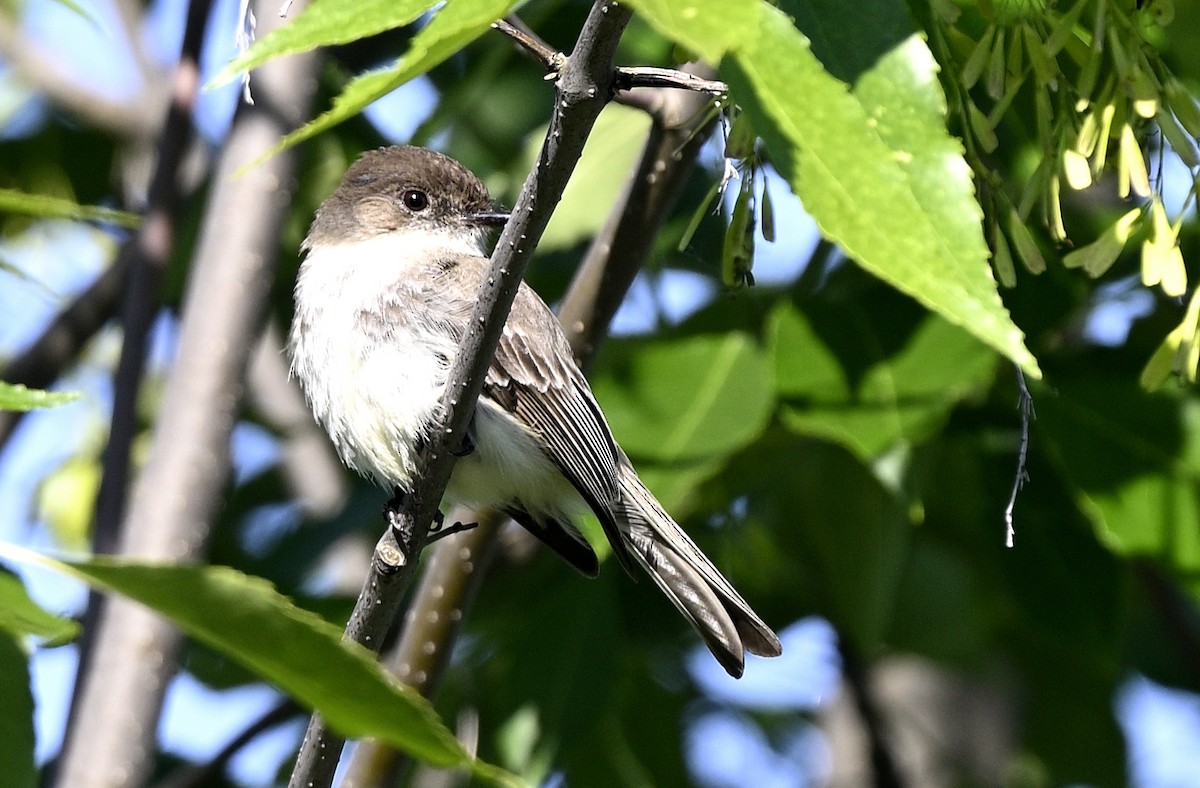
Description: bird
288,145,781,677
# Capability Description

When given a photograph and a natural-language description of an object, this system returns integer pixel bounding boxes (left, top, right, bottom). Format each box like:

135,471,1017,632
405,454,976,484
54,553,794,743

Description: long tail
616,466,782,678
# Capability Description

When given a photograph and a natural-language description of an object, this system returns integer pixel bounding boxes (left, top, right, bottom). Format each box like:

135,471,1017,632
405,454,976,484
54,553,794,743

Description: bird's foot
451,430,475,457
428,516,478,543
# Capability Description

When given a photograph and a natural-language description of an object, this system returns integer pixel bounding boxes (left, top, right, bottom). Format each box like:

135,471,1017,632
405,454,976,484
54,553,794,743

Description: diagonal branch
286,3,634,786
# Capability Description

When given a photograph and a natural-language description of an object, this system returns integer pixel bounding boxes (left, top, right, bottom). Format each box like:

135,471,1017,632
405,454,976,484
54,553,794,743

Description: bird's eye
402,189,429,211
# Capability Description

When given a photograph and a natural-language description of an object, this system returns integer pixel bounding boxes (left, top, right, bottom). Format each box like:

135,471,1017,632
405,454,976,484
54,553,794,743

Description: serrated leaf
722,17,1039,377
0,382,81,412
0,568,79,643
0,545,517,784
622,0,760,63
212,0,438,87
0,189,139,227
248,0,518,167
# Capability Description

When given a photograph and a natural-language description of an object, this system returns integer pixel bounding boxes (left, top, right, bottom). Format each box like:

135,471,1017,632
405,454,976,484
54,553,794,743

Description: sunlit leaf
246,0,518,167
723,14,1039,376
592,332,773,463
0,383,81,412
623,0,760,62
0,189,139,227
0,545,518,784
0,569,79,643
212,0,439,87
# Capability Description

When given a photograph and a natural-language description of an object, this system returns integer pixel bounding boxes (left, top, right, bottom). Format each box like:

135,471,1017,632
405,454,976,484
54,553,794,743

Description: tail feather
617,468,782,677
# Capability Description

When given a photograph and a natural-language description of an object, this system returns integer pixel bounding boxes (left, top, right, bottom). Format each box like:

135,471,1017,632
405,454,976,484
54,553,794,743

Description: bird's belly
293,328,448,488
446,398,581,517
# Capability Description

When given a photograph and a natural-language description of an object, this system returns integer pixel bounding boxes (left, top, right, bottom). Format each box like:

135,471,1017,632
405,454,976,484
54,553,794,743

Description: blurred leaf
884,537,991,664
36,456,101,551
0,546,517,783
212,0,437,87
720,434,909,652
249,0,519,166
0,635,35,788
0,567,79,643
1038,375,1200,604
623,0,760,62
591,332,774,463
0,188,139,227
0,383,80,412
723,15,1039,376
770,302,997,459
531,104,652,252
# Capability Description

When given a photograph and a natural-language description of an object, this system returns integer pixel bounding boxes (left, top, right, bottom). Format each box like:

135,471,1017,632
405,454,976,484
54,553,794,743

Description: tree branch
286,3,633,786
0,257,127,451
51,0,321,784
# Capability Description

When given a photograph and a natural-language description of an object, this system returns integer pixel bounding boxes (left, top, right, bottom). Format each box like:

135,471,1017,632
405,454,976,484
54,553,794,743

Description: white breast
289,232,476,488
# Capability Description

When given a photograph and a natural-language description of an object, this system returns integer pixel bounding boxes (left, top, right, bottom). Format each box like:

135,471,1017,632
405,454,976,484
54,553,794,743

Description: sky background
3,0,1200,784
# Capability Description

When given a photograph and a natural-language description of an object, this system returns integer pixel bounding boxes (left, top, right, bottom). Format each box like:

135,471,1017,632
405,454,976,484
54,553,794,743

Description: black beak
469,209,510,227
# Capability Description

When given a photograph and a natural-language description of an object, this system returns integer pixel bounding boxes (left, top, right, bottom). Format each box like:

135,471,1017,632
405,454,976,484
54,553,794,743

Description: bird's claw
428,517,478,542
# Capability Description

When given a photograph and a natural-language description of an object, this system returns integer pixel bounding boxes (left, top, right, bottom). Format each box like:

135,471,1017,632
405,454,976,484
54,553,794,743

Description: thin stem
1003,365,1035,548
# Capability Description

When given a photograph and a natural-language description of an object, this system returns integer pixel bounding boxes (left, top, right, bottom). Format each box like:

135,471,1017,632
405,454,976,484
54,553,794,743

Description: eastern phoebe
290,146,781,677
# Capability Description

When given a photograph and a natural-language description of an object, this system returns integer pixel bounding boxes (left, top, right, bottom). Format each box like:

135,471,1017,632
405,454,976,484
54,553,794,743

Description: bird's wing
482,282,636,572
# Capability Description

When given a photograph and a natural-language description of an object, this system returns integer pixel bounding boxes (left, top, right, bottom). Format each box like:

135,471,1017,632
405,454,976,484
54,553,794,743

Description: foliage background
2,0,1200,785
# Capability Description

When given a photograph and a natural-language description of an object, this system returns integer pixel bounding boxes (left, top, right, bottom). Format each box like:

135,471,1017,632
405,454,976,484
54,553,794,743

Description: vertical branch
52,0,321,785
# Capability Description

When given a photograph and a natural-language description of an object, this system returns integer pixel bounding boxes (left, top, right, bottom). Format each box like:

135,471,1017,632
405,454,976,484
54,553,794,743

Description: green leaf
722,13,1039,377
591,332,774,463
248,0,518,167
0,382,81,412
1037,377,1200,604
211,0,438,87
0,635,36,788
531,104,652,252
0,568,79,643
622,0,761,63
770,302,997,459
0,545,517,783
0,188,139,227
723,433,910,652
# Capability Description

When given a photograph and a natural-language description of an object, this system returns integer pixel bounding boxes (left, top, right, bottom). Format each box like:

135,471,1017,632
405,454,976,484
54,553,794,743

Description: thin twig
492,17,562,72
614,66,728,96
286,4,633,787
1003,366,1035,549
